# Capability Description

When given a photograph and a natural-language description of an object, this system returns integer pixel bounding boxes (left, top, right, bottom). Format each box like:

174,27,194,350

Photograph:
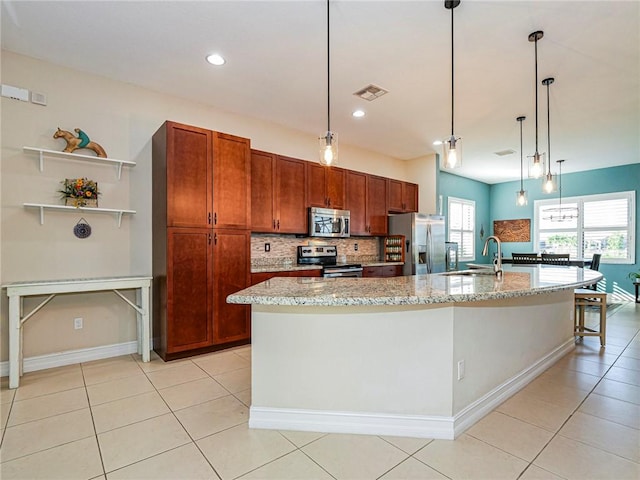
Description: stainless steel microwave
309,207,350,238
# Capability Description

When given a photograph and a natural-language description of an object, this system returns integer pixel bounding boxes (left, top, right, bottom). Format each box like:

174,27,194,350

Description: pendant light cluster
441,0,462,169
318,0,338,166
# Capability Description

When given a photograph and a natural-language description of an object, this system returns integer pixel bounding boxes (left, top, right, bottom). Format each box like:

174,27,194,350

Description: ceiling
2,1,638,184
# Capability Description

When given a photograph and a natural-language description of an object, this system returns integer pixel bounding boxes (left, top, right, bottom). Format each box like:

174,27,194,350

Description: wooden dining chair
512,253,539,264
585,253,602,290
541,253,570,265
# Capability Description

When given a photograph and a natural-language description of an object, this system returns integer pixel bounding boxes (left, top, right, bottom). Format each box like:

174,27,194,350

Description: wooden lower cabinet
213,229,251,344
165,228,213,354
251,269,322,285
362,265,403,278
155,228,250,359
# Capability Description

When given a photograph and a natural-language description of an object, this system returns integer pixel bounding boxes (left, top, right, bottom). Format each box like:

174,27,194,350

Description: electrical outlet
74,317,83,330
457,359,465,380
264,243,270,252
354,243,359,251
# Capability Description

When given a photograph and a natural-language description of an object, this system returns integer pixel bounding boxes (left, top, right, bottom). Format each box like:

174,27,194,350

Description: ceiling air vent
353,84,388,101
494,149,516,156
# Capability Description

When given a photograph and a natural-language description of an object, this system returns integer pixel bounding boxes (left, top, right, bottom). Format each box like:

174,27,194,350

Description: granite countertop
251,261,403,273
229,265,602,307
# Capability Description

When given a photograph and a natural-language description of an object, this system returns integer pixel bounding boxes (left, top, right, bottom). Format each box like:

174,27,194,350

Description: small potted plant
629,270,640,284
59,178,100,207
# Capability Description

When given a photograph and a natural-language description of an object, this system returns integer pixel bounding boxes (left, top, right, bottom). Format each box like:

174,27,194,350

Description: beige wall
0,51,436,362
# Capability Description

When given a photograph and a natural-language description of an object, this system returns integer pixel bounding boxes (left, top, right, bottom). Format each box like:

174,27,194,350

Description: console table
4,276,152,389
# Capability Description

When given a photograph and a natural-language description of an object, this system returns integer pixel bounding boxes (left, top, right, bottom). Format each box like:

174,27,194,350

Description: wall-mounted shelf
24,203,136,227
23,147,136,180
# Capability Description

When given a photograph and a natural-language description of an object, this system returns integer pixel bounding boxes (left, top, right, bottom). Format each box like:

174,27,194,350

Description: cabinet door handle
214,233,217,245
327,197,331,207
277,219,280,230
208,233,212,245
273,219,276,230
214,212,217,225
208,212,212,225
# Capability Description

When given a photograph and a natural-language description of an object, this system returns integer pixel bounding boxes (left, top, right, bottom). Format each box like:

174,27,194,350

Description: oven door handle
323,267,363,275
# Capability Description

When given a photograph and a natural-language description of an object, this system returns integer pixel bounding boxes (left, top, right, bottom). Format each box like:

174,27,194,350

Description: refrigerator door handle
406,240,410,254
426,224,432,273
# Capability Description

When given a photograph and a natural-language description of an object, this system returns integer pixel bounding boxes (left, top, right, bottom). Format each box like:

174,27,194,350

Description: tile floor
1,303,639,479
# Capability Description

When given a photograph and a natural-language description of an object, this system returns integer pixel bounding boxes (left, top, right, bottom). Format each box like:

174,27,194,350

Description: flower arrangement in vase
59,178,99,207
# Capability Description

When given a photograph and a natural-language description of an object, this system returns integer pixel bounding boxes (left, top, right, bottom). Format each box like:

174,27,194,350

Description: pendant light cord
326,0,331,133
534,37,539,154
558,160,563,209
546,80,551,175
450,5,455,136
519,119,524,191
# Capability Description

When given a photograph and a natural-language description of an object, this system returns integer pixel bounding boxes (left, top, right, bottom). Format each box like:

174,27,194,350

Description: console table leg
8,296,21,389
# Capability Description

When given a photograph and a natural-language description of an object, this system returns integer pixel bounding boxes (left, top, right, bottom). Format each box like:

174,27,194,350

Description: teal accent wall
439,171,491,267
490,163,640,297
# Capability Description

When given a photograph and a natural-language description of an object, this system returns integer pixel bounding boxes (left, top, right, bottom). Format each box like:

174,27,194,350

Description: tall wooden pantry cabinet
152,121,251,360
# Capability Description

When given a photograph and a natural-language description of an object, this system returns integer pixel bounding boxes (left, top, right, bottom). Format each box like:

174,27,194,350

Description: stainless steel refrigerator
388,213,446,275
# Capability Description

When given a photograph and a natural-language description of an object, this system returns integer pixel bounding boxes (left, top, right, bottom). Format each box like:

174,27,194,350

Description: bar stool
574,288,607,346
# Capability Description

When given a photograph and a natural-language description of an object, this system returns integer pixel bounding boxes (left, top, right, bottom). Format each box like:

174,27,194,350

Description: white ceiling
2,1,638,184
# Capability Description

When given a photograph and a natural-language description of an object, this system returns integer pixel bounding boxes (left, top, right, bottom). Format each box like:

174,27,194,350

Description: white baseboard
452,337,575,437
250,407,456,440
0,341,140,378
250,338,575,440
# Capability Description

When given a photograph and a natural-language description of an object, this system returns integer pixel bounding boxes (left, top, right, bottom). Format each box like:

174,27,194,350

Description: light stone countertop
229,265,602,306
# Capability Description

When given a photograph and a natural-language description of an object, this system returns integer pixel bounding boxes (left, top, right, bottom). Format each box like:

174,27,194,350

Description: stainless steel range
297,245,363,278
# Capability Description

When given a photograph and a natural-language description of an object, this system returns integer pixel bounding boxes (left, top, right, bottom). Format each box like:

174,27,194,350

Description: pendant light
542,77,556,193
318,0,337,166
516,116,527,206
442,0,462,169
543,159,579,222
528,31,545,179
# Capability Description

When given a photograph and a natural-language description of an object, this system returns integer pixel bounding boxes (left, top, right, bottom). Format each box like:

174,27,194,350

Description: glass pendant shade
319,131,338,166
443,135,462,169
516,190,528,206
528,152,545,179
543,171,555,193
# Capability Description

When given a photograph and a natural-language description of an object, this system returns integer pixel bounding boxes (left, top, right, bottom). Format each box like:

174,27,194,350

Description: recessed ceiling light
206,54,225,66
352,110,365,118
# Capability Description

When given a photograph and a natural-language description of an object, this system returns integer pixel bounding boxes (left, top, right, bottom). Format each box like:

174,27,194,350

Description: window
448,196,475,261
534,191,635,264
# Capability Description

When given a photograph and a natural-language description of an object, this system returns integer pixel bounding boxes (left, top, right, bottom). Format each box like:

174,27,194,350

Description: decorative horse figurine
53,128,107,158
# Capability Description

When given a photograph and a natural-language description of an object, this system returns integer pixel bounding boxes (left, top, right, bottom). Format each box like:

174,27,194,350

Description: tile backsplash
251,234,380,267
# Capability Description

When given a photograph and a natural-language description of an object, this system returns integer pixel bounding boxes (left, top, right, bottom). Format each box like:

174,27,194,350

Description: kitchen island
227,265,602,439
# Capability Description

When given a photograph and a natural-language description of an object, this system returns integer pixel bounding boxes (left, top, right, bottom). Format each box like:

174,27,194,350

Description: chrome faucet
482,235,503,278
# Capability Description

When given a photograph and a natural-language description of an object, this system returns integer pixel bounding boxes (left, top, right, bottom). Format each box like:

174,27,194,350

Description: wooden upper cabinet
306,163,327,208
306,163,346,209
388,179,419,213
251,150,277,232
276,156,307,233
166,227,213,353
367,174,388,235
213,229,250,344
346,170,368,235
213,133,251,229
250,150,306,234
404,182,418,212
164,122,213,228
